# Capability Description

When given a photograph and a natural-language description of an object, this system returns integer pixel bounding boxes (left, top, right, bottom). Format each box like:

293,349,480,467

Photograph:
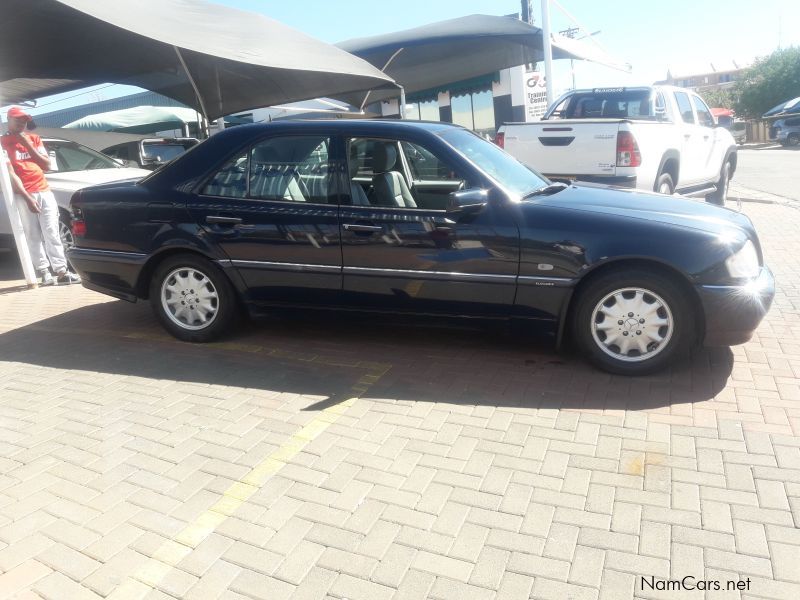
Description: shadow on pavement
0,298,734,411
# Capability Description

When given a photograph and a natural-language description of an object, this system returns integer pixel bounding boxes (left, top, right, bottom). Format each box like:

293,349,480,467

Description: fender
655,149,681,188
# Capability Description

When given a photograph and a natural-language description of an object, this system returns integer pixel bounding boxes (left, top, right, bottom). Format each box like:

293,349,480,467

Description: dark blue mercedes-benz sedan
67,120,774,375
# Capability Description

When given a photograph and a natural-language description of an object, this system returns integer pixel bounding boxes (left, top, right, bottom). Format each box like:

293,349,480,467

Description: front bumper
697,266,775,347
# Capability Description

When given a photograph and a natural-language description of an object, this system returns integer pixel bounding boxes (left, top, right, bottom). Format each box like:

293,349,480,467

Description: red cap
7,106,32,122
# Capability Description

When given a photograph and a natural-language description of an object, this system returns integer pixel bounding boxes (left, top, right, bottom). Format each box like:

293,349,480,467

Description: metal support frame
541,0,554,107
174,46,210,137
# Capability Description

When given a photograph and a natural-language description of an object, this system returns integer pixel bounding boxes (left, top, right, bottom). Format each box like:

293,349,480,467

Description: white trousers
16,190,67,274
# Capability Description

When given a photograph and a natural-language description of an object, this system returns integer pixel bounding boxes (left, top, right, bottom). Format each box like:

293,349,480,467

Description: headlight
726,240,759,278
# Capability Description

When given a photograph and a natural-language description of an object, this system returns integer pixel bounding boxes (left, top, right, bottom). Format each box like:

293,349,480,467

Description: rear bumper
547,174,637,189
697,266,775,347
68,247,147,302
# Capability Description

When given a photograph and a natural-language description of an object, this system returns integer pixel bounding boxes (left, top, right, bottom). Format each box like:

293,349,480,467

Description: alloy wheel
590,287,674,363
160,267,220,331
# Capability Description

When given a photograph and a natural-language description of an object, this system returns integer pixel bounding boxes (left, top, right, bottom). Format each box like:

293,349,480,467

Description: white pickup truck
497,86,737,204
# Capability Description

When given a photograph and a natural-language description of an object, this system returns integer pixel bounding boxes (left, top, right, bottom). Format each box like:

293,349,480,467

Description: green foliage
700,88,734,109
734,47,800,118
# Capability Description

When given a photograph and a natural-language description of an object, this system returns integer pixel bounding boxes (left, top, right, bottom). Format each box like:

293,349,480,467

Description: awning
335,14,630,107
64,106,201,134
0,0,398,120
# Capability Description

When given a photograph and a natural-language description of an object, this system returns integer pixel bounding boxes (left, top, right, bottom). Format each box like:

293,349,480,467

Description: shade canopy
0,0,398,120
335,14,629,107
65,106,201,134
30,127,149,151
763,96,800,118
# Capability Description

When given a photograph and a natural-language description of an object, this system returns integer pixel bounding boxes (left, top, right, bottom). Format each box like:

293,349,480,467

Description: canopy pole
399,87,406,120
0,103,38,288
360,47,406,112
174,46,210,136
541,0,555,106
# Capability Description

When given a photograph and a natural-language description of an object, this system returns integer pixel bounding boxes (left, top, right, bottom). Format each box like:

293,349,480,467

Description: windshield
143,142,191,162
43,140,119,173
438,128,548,198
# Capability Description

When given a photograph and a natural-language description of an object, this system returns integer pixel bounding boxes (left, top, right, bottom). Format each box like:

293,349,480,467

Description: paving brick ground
0,199,798,599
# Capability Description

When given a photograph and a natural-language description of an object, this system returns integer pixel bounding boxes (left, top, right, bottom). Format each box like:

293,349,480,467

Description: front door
340,136,519,317
188,133,342,306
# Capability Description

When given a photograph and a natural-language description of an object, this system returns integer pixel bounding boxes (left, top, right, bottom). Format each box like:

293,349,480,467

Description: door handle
206,215,242,225
343,223,382,233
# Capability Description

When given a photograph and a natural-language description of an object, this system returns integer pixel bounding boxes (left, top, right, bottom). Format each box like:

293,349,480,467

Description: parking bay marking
106,362,390,599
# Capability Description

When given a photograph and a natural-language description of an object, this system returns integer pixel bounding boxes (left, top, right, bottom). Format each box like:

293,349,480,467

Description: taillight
616,131,641,167
71,219,87,238
495,132,505,148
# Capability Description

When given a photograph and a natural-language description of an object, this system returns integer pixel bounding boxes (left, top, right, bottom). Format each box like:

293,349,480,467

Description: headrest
372,142,397,173
349,145,360,178
253,145,281,164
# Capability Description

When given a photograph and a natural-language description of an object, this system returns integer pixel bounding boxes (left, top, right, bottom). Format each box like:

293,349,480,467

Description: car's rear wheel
654,172,674,195
149,254,237,342
787,133,800,147
573,268,693,375
706,161,731,205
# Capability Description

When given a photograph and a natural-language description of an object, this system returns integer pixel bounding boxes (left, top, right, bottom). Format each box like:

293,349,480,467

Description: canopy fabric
763,96,800,118
710,108,735,118
335,14,629,107
64,106,201,134
0,0,398,120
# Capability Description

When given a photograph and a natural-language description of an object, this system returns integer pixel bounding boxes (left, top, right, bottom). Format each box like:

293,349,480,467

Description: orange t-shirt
1,133,50,193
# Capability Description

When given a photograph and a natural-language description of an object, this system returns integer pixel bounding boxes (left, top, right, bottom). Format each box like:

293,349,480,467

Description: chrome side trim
517,275,576,288
68,248,147,262
343,266,515,284
231,260,341,273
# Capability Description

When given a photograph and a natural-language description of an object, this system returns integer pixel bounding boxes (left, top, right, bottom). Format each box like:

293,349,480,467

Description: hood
529,184,756,238
46,168,150,193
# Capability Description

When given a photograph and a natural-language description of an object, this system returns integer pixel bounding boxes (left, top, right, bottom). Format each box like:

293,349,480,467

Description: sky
11,0,800,117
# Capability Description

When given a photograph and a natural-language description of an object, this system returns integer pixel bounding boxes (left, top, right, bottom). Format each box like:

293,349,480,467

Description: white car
497,86,738,205
0,138,150,250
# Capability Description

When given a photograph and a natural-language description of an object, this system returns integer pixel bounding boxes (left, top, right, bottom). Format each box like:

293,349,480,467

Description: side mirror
447,188,488,215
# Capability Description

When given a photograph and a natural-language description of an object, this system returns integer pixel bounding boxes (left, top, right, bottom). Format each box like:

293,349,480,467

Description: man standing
1,106,79,285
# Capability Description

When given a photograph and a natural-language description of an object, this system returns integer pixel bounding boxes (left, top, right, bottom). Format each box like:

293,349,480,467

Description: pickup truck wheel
787,133,800,147
574,268,692,375
149,254,237,343
706,161,731,205
654,173,674,195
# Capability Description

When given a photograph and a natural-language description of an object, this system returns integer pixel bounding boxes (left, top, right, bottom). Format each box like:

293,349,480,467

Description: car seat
370,143,416,208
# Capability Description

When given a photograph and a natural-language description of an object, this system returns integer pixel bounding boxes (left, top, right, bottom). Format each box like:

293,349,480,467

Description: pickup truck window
548,90,654,120
674,92,696,124
691,96,715,128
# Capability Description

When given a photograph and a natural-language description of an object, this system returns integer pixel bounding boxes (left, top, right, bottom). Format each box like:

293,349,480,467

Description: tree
700,88,734,109
733,47,800,118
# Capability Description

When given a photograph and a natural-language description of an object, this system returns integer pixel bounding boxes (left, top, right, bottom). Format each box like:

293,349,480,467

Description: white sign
524,71,549,121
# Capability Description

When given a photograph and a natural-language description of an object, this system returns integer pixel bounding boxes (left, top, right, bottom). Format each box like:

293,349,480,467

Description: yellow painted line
107,364,390,599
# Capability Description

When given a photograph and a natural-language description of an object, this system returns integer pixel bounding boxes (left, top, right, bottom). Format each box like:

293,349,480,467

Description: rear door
672,90,702,185
187,133,342,306
690,94,720,183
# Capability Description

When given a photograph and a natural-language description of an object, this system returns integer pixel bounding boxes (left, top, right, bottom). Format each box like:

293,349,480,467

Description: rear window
548,89,654,120
143,143,191,162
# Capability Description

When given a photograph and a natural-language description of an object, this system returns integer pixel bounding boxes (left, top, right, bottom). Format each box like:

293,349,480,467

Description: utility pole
541,0,554,106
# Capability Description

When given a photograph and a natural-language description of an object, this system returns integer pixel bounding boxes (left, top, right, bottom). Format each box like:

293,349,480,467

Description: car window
202,152,248,198
674,92,695,124
692,96,715,127
249,135,332,204
401,141,462,183
438,128,548,198
43,140,119,172
143,143,188,162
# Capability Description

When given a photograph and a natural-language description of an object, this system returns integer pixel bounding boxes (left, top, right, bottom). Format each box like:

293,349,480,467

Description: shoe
39,270,55,286
56,271,81,285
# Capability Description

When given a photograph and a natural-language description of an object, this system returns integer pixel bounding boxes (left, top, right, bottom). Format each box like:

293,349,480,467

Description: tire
149,253,237,343
58,212,74,252
706,161,731,205
654,172,674,195
573,268,693,375
787,133,800,147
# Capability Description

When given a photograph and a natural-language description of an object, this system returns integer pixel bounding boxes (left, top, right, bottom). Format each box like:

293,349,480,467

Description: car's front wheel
573,268,693,375
786,133,800,147
149,254,237,342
